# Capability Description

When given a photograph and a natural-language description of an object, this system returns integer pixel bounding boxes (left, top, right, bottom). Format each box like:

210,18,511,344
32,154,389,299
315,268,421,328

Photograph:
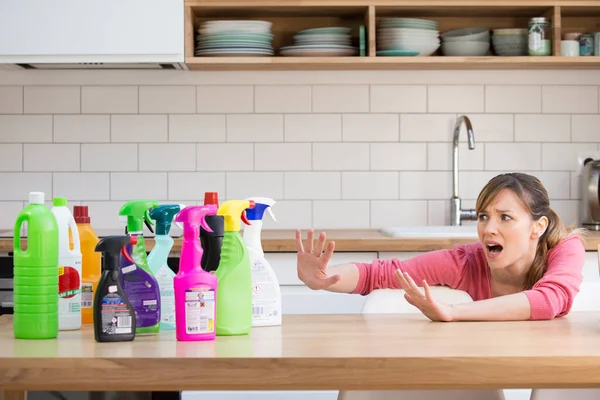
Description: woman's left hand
395,270,456,322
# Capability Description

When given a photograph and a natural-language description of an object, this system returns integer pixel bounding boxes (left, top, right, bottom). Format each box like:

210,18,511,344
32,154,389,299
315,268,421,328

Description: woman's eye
502,214,511,221
478,214,488,221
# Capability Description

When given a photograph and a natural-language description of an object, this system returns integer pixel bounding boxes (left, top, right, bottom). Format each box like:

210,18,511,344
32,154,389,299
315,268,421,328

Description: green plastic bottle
13,192,59,339
118,200,161,335
215,199,255,336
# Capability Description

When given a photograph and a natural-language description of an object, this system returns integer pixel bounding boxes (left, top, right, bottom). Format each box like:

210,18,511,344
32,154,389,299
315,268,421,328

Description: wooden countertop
3,312,600,391
2,229,600,253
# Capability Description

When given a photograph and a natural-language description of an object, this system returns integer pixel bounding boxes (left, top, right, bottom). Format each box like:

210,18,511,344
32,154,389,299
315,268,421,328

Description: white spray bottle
243,197,281,327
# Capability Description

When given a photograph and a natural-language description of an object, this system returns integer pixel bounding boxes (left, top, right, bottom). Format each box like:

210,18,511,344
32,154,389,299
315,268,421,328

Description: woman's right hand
296,229,341,290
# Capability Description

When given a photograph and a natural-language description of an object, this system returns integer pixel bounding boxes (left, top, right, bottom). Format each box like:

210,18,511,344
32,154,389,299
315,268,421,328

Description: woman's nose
483,219,499,235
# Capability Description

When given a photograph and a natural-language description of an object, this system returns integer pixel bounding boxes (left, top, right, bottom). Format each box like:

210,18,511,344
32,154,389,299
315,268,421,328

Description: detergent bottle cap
175,205,218,239
245,197,276,222
217,200,255,232
73,205,90,224
53,197,67,207
29,191,44,205
118,200,159,234
204,192,219,206
95,235,133,271
149,204,182,236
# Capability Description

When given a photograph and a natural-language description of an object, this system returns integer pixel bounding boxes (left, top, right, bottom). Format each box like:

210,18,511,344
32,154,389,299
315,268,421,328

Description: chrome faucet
451,115,477,226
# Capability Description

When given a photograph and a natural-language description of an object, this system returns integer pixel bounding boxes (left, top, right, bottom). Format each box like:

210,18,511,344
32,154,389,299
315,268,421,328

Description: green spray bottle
118,200,161,335
215,199,255,336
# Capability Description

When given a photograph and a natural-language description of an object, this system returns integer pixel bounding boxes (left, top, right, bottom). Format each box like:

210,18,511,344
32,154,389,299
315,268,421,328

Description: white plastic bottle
243,197,282,327
51,197,82,331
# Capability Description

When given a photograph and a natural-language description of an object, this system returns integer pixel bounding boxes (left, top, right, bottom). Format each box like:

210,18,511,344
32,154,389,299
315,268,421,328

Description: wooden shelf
184,0,600,71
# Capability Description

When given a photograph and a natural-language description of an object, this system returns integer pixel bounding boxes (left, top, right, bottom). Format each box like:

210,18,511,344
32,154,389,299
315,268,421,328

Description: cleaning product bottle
200,192,224,273
214,200,255,336
243,197,282,327
73,205,101,325
94,235,136,342
118,200,161,335
13,192,59,339
147,204,182,331
51,197,83,331
174,204,218,341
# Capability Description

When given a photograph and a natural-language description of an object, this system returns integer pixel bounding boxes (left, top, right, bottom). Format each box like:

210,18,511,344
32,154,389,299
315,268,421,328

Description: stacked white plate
195,20,275,57
280,27,358,56
377,18,440,56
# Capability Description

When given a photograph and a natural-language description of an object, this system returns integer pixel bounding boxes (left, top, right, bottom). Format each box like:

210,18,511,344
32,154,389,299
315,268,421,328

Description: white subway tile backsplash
81,144,138,172
139,144,196,172
82,86,138,114
550,200,579,226
24,86,80,114
370,85,427,113
428,200,450,225
0,173,52,201
0,202,26,230
284,172,341,200
313,143,369,170
226,172,283,200
255,85,311,113
83,201,126,230
255,143,311,171
111,115,168,142
542,86,598,114
139,86,195,114
485,85,541,113
571,171,581,199
458,171,502,200
54,115,110,143
0,86,22,114
196,143,254,171
24,144,80,172
533,171,571,200
197,85,253,113
427,142,484,171
370,200,428,227
371,143,427,171
542,143,596,171
169,115,226,142
313,200,370,229
342,172,398,200
428,85,484,113
399,171,452,200
312,85,369,112
400,114,455,142
485,143,541,171
0,144,22,171
110,172,167,200
572,115,600,142
285,114,341,142
515,114,570,142
461,114,514,142
227,114,283,142
53,173,109,201
0,115,52,143
168,172,225,201
260,200,312,229
342,114,399,142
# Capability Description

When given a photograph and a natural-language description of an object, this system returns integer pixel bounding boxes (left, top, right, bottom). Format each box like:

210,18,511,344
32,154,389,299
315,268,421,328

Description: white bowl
441,27,489,40
378,27,439,36
441,40,490,56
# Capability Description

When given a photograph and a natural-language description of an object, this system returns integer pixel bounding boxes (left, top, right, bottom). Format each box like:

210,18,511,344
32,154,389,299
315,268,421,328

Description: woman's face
476,188,544,271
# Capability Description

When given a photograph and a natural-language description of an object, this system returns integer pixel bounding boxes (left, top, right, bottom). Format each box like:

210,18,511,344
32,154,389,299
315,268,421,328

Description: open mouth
486,243,503,255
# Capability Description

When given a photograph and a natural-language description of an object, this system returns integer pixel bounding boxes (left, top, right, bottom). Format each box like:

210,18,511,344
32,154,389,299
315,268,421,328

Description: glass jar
528,17,551,56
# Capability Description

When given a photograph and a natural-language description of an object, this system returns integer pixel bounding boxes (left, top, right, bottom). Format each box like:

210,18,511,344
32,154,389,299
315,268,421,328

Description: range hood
0,0,186,70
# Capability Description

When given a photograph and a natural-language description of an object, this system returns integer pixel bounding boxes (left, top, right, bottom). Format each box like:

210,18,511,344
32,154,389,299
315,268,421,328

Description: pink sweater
351,235,586,320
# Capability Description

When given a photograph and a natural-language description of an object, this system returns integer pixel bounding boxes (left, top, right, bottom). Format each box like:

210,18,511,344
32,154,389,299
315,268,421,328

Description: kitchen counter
2,229,600,253
3,312,600,394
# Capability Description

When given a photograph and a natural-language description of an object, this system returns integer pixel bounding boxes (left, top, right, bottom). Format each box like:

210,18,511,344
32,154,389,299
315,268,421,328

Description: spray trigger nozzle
143,209,155,234
267,207,276,222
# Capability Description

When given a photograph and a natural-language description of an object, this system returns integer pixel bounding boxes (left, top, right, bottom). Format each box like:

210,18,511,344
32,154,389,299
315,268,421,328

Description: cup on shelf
561,40,579,56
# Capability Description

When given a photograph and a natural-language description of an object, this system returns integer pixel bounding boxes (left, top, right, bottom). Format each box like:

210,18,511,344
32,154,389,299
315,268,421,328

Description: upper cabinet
0,0,185,69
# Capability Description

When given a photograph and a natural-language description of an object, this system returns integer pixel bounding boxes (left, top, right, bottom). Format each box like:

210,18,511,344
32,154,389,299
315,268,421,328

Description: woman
296,172,587,322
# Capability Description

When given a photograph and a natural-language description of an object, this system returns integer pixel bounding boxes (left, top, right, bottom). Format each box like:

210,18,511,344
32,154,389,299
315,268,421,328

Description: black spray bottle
94,235,137,342
199,192,224,272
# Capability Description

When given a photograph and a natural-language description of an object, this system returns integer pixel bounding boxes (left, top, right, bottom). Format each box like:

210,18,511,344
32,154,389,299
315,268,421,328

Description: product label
100,294,133,335
120,263,160,328
251,259,280,322
58,261,82,315
155,265,175,326
81,282,93,309
529,32,542,51
185,287,215,334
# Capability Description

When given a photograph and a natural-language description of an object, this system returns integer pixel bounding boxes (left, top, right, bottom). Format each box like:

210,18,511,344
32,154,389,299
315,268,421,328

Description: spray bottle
214,200,255,336
94,235,136,342
174,204,218,341
243,197,281,327
147,204,183,331
118,200,161,335
200,192,224,273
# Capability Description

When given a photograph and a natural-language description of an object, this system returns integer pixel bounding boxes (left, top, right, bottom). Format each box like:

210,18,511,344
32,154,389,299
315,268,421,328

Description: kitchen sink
380,225,478,238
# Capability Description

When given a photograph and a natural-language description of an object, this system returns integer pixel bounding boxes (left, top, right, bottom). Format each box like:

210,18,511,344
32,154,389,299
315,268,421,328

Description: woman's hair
475,172,585,290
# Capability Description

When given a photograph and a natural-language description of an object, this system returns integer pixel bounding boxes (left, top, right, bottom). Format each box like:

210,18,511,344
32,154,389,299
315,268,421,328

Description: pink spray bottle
174,204,218,341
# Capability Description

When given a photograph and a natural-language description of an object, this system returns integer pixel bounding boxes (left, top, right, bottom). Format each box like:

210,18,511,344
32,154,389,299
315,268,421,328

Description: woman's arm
450,292,531,321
